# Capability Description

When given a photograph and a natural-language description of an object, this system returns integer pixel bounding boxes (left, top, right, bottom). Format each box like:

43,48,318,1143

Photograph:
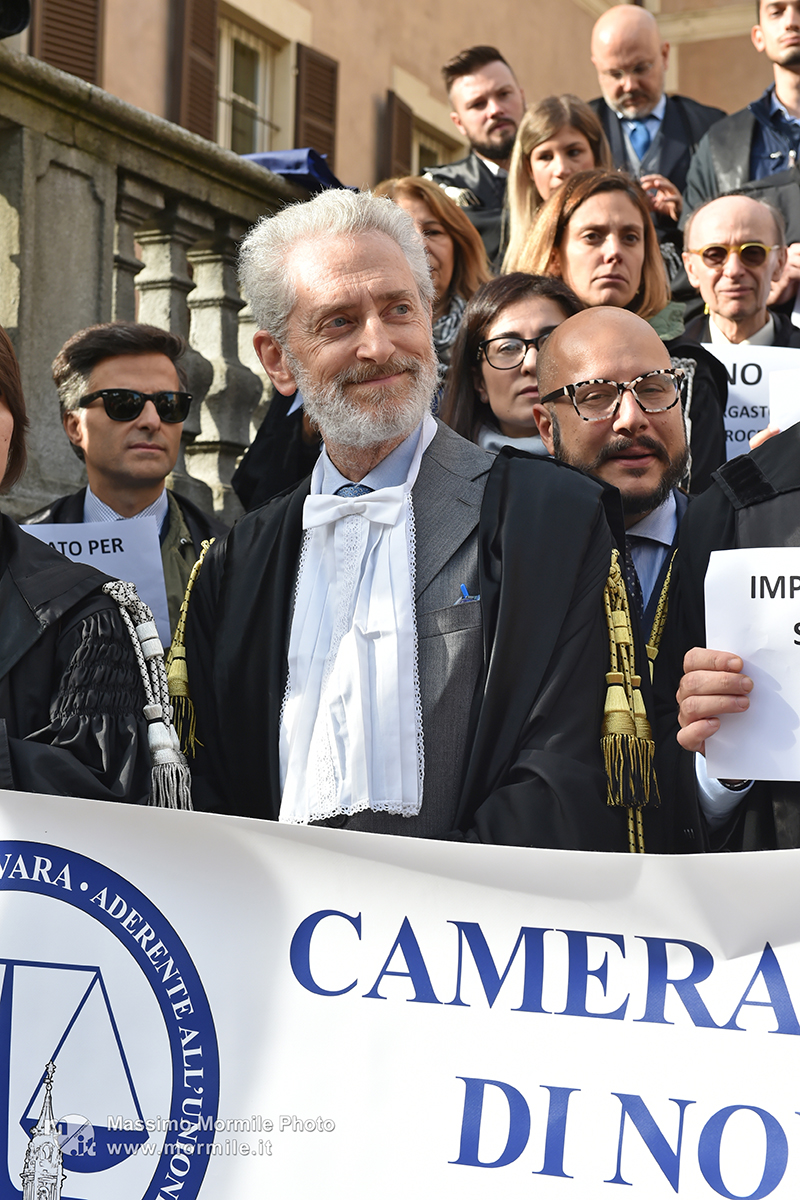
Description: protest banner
701,344,800,458
2,790,800,1198
24,519,171,646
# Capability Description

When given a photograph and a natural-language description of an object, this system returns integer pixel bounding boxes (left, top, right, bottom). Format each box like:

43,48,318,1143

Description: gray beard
286,348,437,450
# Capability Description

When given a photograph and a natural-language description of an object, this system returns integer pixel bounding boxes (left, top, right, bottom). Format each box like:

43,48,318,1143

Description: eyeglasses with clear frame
688,242,779,268
540,368,685,423
478,330,557,370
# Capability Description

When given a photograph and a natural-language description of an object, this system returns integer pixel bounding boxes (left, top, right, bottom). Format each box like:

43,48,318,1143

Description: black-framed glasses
478,330,556,370
79,389,192,423
540,369,684,423
688,242,779,268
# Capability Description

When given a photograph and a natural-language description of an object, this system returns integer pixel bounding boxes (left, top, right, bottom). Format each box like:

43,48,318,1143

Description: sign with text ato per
25,517,171,646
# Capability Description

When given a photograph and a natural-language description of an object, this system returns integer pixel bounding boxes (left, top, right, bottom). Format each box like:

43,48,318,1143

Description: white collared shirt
83,485,169,534
707,313,775,347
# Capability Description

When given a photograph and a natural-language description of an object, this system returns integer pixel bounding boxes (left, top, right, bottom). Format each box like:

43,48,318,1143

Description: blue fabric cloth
243,149,355,193
749,87,800,180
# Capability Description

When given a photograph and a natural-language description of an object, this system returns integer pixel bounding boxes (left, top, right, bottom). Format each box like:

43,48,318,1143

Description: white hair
238,189,435,344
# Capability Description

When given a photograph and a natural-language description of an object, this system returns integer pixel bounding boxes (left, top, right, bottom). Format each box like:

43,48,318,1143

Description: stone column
112,173,164,322
134,199,216,513
185,217,263,521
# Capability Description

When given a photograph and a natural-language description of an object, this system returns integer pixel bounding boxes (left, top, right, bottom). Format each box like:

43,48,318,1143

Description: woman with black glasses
439,273,583,454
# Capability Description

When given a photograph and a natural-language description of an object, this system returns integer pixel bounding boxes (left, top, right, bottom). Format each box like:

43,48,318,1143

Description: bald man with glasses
24,322,227,635
682,194,800,348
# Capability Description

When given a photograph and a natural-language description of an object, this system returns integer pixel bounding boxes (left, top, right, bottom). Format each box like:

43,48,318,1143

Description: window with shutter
382,91,412,180
169,0,218,141
30,0,103,85
295,44,337,170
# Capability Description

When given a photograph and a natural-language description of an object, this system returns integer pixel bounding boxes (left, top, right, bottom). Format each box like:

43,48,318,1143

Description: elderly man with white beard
175,188,656,850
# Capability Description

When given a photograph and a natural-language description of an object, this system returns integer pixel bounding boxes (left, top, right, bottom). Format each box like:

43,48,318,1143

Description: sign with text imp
24,517,171,648
705,546,800,781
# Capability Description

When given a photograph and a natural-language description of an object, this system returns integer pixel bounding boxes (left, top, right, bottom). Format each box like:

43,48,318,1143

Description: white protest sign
25,518,171,647
768,368,800,433
5,790,800,1196
705,547,800,781
703,343,800,458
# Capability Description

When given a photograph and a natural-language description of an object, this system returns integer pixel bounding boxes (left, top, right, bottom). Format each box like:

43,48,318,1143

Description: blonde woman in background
502,95,612,273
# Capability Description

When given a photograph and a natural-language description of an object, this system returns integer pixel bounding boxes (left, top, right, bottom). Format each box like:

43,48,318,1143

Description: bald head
591,5,669,120
534,308,687,524
682,194,787,342
538,308,671,399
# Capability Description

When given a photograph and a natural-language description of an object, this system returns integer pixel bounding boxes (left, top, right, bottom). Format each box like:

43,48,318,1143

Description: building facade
13,0,774,191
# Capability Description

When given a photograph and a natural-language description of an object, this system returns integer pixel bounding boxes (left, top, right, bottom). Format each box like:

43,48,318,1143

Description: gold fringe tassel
601,549,660,852
166,538,215,756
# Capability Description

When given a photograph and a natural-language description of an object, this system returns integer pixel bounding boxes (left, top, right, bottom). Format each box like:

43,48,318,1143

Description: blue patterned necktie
629,120,652,161
625,535,645,623
335,483,373,497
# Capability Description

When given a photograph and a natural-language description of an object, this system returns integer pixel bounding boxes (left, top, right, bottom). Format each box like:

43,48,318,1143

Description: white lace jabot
279,415,437,824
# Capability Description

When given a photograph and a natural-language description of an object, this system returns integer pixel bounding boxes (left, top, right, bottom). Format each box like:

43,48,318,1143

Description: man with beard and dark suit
176,188,660,851
424,46,524,266
534,307,704,852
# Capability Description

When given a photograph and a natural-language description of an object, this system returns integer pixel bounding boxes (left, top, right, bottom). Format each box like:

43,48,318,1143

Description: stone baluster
185,217,263,521
112,174,164,322
134,199,215,513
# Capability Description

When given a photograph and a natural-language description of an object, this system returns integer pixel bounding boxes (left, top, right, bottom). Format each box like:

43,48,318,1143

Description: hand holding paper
676,647,752,755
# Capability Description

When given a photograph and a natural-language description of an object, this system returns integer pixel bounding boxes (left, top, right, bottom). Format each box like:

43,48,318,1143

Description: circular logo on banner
0,840,219,1200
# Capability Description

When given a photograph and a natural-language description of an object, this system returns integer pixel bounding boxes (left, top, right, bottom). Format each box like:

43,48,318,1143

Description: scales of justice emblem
1,959,149,1200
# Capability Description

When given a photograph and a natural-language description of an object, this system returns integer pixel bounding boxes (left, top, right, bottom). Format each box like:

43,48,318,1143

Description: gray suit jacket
332,422,493,836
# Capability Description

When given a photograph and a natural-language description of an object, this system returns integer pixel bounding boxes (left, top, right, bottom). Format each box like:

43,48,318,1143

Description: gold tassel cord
645,550,677,684
167,538,215,756
601,549,659,852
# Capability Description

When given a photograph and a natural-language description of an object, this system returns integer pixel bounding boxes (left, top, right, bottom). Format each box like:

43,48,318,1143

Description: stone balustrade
0,46,303,521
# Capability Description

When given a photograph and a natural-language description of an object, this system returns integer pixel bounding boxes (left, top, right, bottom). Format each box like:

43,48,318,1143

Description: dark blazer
424,152,507,264
590,94,725,199
683,310,800,349
23,487,227,550
0,515,150,801
663,425,800,850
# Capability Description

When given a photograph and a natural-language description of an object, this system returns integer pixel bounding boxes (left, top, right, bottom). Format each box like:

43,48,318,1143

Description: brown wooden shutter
381,91,412,180
31,0,103,85
295,44,338,169
169,0,218,141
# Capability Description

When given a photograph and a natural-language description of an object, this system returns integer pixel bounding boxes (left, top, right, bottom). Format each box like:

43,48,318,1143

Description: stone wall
0,46,303,521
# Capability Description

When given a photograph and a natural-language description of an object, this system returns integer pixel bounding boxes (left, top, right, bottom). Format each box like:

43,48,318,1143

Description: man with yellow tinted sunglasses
682,194,800,348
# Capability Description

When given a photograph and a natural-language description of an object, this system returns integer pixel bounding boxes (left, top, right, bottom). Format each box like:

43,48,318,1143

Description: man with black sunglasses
682,195,800,347
24,323,226,636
